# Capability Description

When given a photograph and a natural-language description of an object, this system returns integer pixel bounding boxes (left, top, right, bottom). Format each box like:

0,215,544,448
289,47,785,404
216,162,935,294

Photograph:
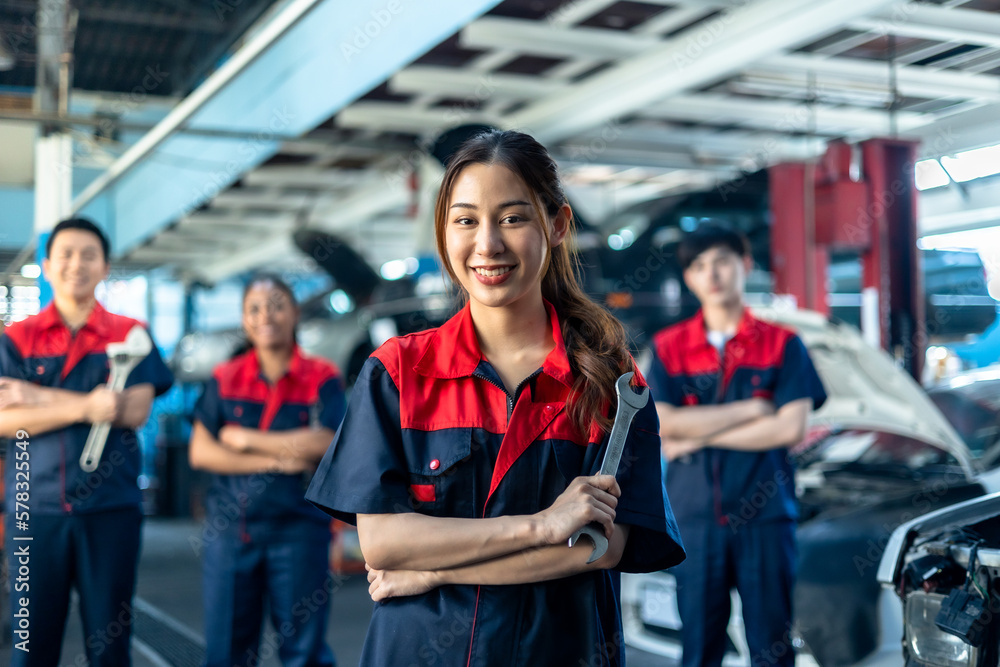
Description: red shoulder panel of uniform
372,327,440,386
736,317,795,369
651,315,701,375
297,353,341,385
2,317,37,358
212,351,266,402
102,312,148,343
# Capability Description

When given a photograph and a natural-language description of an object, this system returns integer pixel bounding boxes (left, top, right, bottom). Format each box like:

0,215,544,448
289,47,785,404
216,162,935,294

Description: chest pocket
26,356,63,386
402,428,474,518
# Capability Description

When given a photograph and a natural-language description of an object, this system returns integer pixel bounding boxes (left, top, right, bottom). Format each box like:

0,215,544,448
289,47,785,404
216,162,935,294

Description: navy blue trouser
201,522,335,667
673,519,796,667
6,505,143,667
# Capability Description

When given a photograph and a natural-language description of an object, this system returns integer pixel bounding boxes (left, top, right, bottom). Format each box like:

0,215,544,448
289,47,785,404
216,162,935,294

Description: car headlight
905,592,979,667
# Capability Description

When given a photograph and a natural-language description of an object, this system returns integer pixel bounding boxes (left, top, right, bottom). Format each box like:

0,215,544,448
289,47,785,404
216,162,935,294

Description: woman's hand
219,425,252,452
534,475,620,545
366,564,439,602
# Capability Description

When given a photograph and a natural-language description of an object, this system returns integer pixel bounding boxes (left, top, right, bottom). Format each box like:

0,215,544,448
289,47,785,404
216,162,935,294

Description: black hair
677,223,751,271
46,217,111,261
242,273,297,306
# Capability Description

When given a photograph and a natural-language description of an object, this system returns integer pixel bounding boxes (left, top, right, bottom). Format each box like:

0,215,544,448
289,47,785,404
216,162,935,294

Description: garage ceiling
6,0,1000,282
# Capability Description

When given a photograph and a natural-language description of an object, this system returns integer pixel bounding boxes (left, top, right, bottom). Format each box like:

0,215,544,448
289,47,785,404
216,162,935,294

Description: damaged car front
879,462,1000,665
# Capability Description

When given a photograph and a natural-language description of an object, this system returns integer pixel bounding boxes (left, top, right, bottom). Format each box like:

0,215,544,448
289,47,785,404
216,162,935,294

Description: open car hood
752,307,975,475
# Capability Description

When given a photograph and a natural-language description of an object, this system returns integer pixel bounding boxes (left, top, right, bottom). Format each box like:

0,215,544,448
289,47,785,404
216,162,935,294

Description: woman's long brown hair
433,129,634,437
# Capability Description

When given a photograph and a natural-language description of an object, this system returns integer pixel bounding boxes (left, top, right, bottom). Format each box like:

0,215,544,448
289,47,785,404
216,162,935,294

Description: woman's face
242,283,298,350
444,162,568,311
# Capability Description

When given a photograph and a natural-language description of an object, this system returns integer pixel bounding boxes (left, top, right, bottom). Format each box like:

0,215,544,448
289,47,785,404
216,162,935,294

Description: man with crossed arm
0,218,173,666
646,224,826,667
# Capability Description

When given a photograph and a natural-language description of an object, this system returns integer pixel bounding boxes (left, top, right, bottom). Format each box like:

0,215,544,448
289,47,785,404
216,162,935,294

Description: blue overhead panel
74,0,503,256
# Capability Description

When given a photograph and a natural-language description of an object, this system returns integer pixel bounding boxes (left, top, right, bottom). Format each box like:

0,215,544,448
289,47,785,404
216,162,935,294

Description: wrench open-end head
614,372,649,411
80,326,153,472
568,527,609,565
568,372,650,564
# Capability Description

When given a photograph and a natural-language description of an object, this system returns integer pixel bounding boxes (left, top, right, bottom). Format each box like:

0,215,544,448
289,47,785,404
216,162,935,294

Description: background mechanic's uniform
647,310,826,667
305,301,685,667
192,346,346,667
0,301,174,667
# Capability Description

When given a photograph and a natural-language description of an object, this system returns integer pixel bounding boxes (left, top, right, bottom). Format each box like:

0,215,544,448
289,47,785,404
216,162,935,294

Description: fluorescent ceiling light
20,264,41,279
940,143,1000,183
915,159,950,191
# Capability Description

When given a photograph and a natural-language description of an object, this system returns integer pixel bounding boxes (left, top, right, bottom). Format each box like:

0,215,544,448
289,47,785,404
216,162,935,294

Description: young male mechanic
647,224,826,667
0,218,173,666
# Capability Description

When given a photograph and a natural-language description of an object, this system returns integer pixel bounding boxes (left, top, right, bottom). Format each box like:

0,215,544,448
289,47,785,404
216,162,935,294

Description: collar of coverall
243,344,307,384
36,299,113,337
413,298,575,388
689,307,763,350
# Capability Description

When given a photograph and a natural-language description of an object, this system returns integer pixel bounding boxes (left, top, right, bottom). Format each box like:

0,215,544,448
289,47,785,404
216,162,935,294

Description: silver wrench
80,325,152,472
568,372,650,563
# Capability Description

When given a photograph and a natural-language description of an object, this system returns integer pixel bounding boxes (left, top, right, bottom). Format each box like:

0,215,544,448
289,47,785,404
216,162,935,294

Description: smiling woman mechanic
189,275,346,667
306,130,685,667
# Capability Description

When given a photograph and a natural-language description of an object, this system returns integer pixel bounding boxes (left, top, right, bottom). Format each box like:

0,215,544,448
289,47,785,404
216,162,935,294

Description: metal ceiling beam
852,5,1000,50
460,16,658,60
506,0,900,144
336,103,500,133
209,190,319,211
553,146,741,172
390,67,568,101
640,93,930,135
76,7,227,33
177,211,299,229
909,101,1000,159
569,123,828,162
242,166,375,189
752,53,1000,102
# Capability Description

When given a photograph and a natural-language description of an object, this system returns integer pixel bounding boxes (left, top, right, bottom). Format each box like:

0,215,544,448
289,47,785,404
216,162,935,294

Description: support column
768,163,828,314
860,139,924,380
32,0,73,308
34,135,73,307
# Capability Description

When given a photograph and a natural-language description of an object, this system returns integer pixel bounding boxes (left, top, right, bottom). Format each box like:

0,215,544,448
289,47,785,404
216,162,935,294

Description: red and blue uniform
0,301,174,667
192,346,346,667
306,301,684,667
647,309,826,667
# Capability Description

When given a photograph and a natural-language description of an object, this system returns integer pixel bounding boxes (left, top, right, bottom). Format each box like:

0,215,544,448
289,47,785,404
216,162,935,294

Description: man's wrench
80,325,152,472
568,372,650,564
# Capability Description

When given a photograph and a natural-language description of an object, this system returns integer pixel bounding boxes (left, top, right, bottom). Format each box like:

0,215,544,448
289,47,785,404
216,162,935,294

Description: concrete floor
1,519,671,666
